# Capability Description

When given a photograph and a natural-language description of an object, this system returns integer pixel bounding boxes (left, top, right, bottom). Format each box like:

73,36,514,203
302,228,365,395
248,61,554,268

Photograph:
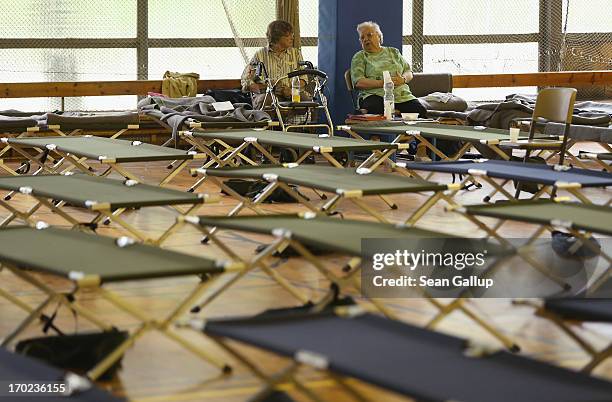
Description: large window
148,47,258,80
0,0,137,110
1,0,609,110
423,0,538,35
400,0,612,101
299,0,319,66
147,0,274,79
424,43,538,100
0,0,275,111
563,0,611,33
0,47,137,111
0,0,136,38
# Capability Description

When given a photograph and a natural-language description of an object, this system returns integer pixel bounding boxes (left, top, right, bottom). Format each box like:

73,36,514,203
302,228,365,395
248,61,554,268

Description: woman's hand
391,74,405,86
249,83,265,93
275,85,291,98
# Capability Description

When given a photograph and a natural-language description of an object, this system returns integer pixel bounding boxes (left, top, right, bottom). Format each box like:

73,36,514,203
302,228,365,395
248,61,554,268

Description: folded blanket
423,92,454,103
467,94,612,129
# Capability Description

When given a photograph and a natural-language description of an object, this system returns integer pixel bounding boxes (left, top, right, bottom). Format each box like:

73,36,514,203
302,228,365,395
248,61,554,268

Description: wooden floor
0,154,610,402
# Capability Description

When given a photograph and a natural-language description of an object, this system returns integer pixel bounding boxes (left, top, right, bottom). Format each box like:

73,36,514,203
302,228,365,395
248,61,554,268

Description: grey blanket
546,122,612,143
0,115,45,130
44,111,139,129
138,96,271,140
467,94,612,129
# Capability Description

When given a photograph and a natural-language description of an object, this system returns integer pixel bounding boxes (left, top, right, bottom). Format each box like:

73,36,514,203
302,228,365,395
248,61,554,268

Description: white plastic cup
509,127,520,142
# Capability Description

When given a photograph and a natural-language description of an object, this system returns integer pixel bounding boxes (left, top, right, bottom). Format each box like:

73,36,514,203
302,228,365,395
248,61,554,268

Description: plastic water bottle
383,71,394,120
291,76,300,102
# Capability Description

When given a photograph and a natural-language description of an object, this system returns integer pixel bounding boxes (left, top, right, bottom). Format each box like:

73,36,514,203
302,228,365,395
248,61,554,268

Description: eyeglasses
359,31,378,42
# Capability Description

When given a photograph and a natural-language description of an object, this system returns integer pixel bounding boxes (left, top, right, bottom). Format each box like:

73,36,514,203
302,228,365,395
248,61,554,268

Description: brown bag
161,71,200,98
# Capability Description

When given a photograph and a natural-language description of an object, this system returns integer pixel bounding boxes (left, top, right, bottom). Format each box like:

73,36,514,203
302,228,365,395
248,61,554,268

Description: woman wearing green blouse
350,21,426,117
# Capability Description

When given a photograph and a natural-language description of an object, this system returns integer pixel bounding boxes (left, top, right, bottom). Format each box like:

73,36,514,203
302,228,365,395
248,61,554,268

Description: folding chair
344,69,361,114
515,87,577,198
0,226,240,380
514,299,612,374
191,307,612,402
253,61,334,134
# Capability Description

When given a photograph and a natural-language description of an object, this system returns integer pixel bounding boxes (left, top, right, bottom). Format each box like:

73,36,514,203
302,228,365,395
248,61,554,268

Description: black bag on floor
434,139,464,160
15,329,129,381
511,155,546,194
256,284,356,318
551,231,601,259
221,179,309,203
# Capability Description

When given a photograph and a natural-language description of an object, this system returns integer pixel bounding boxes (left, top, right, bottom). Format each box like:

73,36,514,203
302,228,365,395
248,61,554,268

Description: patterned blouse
241,46,304,92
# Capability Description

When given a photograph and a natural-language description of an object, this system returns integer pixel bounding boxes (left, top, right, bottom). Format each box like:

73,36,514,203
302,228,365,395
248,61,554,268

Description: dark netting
403,0,612,101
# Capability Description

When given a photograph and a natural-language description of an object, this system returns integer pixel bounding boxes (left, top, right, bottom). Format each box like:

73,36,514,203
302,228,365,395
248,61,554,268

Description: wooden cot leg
583,344,612,373
350,198,391,223
404,192,444,226
0,294,59,347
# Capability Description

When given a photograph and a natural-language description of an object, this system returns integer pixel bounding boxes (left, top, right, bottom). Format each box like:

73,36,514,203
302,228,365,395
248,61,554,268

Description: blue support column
318,0,403,130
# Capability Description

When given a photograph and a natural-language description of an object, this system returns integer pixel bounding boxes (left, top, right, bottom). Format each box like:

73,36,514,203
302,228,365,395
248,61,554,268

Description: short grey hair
356,21,383,45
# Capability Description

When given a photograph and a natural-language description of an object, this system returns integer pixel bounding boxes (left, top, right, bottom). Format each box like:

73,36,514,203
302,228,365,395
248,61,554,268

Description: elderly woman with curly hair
241,20,305,109
350,21,426,117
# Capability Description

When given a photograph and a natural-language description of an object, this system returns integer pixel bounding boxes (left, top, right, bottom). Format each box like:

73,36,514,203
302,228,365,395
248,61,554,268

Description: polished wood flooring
0,153,610,402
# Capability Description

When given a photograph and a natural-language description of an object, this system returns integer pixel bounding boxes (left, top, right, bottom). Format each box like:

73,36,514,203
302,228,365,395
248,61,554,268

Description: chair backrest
532,87,577,124
525,87,577,170
344,69,359,112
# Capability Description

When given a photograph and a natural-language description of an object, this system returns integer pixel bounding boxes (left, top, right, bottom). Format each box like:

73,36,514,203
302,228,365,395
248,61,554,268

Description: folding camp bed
0,225,240,380
546,122,612,170
1,135,205,187
0,173,216,245
192,307,612,402
145,109,278,172
0,114,43,176
0,348,124,401
180,128,408,178
181,213,518,350
579,151,612,172
514,299,612,374
400,159,612,205
339,122,561,162
455,200,611,291
143,108,277,148
39,112,140,139
0,113,142,175
191,164,460,226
